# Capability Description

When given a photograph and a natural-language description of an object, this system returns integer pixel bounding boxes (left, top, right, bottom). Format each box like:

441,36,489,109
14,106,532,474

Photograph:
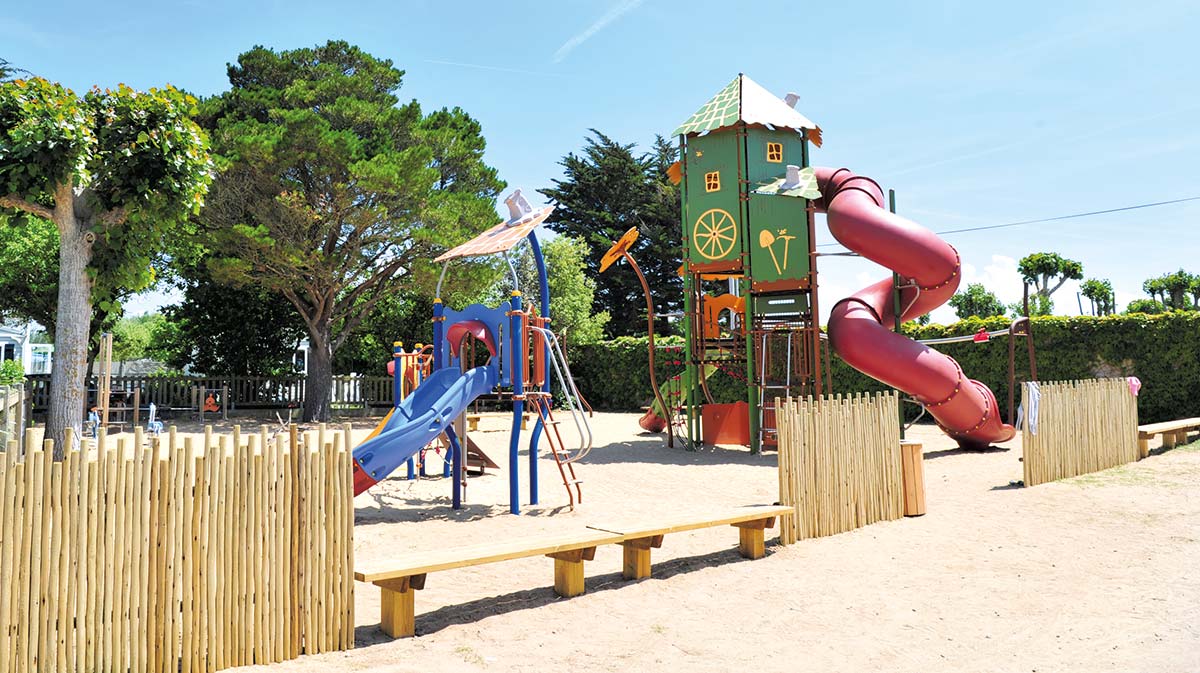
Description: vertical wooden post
900,440,926,517
547,548,594,598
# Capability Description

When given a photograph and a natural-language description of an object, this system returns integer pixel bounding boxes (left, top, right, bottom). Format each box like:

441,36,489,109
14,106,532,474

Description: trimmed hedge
569,312,1200,424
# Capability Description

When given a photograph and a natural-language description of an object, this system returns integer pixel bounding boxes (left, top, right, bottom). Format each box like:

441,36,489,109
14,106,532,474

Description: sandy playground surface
151,411,1197,673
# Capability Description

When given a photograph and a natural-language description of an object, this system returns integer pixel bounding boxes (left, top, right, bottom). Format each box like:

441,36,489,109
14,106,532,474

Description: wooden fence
0,424,355,673
1021,378,1139,486
776,392,905,544
26,375,395,414
0,386,24,451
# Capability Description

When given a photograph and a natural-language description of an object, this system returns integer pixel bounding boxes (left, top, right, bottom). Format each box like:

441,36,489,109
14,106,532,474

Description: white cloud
552,0,645,63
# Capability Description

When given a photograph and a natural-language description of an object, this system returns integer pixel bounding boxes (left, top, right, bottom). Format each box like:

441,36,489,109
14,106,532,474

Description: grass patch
455,645,484,665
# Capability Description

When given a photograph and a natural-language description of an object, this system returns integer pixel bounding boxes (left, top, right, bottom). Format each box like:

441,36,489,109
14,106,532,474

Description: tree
110,314,167,363
948,283,1006,320
1017,252,1083,312
540,132,681,337
1141,270,1197,310
154,240,306,376
0,77,211,450
0,215,58,328
198,41,502,421
1142,277,1166,306
1125,298,1166,314
0,58,29,82
1080,278,1116,316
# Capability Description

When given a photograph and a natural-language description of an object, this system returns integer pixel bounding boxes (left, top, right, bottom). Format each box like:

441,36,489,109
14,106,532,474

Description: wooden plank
585,505,792,541
355,529,626,583
1137,417,1200,436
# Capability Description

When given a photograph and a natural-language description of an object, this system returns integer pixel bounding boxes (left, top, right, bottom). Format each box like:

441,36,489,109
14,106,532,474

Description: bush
0,360,25,386
570,312,1200,424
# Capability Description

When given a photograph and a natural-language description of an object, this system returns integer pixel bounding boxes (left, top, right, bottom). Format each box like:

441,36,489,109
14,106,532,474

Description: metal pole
623,252,673,448
889,190,905,440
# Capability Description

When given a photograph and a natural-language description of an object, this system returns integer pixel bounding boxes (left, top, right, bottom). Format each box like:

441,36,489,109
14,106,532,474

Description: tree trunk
46,198,94,458
303,323,333,423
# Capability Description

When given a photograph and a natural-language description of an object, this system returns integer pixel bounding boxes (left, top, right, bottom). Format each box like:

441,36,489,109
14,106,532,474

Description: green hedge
569,312,1200,424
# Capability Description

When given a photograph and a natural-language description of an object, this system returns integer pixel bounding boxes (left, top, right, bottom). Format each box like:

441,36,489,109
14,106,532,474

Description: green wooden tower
673,74,826,451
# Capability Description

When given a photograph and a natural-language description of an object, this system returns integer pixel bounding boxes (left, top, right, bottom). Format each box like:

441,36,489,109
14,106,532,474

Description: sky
4,0,1200,323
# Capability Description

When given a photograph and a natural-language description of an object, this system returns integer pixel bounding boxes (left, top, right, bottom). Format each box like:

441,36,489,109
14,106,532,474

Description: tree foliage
948,283,1006,319
540,132,681,336
109,313,167,362
1142,269,1197,310
0,77,212,448
1125,298,1166,314
153,250,306,375
1017,252,1083,303
0,214,57,328
196,40,503,421
1080,278,1116,316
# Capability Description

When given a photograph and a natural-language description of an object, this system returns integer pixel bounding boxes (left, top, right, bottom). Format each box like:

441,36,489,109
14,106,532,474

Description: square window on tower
766,142,783,163
705,171,720,192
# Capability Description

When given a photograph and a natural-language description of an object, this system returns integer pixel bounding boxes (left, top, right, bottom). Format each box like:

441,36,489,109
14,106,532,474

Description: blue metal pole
446,425,463,509
526,233,550,505
508,291,524,514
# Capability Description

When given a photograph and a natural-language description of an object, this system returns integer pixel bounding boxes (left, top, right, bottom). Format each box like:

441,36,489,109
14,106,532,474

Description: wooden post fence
0,386,25,455
776,392,905,544
0,424,355,672
1021,378,1139,486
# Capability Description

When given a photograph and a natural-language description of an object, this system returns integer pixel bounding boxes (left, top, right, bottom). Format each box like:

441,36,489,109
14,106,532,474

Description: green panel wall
744,127,807,185
747,194,809,283
684,133,743,265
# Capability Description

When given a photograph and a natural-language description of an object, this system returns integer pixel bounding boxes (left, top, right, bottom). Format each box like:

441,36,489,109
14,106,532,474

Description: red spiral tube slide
815,167,1014,449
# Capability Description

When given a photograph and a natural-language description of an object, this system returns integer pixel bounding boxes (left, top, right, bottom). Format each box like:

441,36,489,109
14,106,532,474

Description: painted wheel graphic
692,209,737,260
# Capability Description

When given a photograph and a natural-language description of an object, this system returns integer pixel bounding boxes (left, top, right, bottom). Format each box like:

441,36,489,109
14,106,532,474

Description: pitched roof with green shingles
754,167,821,199
672,74,817,137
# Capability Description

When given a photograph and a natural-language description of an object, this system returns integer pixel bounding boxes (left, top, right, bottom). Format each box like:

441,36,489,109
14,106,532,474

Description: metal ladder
758,330,794,448
528,326,593,508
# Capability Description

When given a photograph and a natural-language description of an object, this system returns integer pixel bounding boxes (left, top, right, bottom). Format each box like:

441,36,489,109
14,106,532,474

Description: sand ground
159,411,1198,673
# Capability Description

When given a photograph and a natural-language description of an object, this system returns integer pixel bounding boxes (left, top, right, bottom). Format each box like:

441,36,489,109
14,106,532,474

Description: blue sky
4,0,1199,322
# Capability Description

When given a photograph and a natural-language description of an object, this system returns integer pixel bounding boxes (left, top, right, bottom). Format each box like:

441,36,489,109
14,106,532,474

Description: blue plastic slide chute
351,365,497,494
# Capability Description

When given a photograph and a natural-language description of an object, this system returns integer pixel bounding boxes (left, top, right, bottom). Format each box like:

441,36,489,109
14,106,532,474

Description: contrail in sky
553,0,645,63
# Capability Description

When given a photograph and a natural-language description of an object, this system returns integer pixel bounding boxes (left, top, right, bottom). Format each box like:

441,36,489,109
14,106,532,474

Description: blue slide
352,366,497,492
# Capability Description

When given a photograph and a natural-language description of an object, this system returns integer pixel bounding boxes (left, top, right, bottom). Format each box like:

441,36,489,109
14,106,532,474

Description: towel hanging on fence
1016,381,1041,435
1127,376,1142,397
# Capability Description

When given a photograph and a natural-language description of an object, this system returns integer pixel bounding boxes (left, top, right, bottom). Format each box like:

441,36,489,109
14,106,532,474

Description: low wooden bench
587,505,792,579
1138,417,1200,456
355,505,791,638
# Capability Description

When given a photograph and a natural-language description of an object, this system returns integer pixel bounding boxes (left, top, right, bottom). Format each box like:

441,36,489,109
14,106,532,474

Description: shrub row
569,312,1200,424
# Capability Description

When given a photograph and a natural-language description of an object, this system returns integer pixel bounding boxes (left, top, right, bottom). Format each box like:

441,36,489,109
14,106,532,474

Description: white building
0,323,53,375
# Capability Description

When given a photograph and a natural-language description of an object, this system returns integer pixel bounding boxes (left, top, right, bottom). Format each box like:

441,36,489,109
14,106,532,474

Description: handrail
529,326,593,462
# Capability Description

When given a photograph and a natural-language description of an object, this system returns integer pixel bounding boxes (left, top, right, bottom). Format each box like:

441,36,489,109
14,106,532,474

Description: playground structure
616,74,1037,451
351,190,593,514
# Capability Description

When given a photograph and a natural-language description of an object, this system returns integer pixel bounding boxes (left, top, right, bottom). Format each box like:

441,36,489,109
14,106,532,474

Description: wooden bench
354,505,791,638
1138,417,1200,456
586,505,792,579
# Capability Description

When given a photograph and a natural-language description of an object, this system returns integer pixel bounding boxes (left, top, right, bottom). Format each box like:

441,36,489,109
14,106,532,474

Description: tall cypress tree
540,132,681,336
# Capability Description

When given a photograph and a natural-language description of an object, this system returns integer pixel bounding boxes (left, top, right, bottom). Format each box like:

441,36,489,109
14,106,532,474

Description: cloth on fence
1127,376,1142,397
1016,381,1041,436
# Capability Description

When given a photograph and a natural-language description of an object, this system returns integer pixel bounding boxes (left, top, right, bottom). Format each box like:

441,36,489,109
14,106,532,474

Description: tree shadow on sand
351,543,785,646
581,436,777,468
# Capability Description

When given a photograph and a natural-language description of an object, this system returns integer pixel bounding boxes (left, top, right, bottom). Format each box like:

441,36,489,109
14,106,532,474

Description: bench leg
732,517,776,560
1164,432,1177,449
1138,438,1150,459
377,575,426,638
547,547,596,598
621,535,664,580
